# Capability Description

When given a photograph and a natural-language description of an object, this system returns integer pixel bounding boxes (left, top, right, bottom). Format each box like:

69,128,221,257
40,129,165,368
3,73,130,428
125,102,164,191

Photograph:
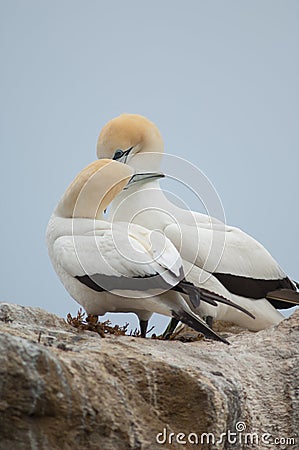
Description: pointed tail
293,280,299,289
171,309,229,344
266,289,299,306
176,281,255,319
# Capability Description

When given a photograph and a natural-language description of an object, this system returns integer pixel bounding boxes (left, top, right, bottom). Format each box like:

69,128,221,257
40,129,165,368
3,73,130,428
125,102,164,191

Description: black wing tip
198,287,255,318
177,281,255,319
200,288,256,319
266,289,299,307
177,280,217,308
171,310,230,345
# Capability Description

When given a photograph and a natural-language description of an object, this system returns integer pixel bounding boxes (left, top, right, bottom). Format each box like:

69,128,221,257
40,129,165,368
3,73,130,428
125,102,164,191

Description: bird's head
96,114,164,172
56,159,134,219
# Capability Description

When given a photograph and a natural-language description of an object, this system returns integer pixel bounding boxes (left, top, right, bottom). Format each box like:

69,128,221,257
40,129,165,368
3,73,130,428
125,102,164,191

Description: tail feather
171,309,229,344
200,288,255,319
293,280,299,289
266,289,299,306
176,281,217,307
176,281,255,319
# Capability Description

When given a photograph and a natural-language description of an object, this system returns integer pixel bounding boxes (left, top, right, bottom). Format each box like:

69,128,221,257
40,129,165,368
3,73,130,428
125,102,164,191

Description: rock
0,302,298,450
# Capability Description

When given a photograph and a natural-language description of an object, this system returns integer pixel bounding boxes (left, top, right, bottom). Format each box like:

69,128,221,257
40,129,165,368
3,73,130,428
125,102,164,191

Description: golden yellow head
56,159,134,219
96,114,164,171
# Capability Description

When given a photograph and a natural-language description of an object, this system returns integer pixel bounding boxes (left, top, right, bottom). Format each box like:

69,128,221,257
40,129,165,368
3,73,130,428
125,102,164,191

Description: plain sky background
1,1,298,335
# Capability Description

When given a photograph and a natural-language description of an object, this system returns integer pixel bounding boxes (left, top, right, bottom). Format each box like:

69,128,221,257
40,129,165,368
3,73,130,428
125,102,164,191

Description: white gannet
96,114,299,332
46,158,248,342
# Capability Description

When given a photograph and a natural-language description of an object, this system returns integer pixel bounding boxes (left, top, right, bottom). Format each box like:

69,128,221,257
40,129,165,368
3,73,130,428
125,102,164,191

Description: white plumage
47,158,241,342
96,113,299,331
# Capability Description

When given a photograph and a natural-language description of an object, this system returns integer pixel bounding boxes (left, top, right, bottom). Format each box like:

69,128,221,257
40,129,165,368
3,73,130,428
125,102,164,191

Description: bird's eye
113,146,134,161
113,149,124,160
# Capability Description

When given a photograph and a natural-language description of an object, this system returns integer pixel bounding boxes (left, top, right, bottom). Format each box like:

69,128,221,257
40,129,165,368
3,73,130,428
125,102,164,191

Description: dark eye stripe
113,146,133,161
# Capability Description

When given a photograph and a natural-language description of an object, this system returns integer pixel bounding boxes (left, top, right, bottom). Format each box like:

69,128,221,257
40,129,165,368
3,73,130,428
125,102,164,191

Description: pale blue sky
1,1,298,334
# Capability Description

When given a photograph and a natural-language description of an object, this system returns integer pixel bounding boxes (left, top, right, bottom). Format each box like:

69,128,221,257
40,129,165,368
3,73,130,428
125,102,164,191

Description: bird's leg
139,319,148,338
162,318,179,339
206,316,213,329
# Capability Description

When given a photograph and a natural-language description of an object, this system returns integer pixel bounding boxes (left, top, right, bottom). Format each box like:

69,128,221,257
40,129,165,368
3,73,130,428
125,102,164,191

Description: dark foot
139,320,148,338
162,318,179,339
206,315,213,329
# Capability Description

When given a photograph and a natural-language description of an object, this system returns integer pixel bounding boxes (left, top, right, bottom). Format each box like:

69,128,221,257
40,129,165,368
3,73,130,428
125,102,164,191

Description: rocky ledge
0,302,298,450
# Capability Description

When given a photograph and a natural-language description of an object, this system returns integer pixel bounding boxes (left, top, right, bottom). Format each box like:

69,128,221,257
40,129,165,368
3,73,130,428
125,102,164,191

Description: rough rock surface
0,302,298,450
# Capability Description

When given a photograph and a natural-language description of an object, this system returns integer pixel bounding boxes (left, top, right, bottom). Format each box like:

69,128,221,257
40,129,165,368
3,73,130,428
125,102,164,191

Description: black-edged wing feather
175,280,255,319
266,289,299,307
53,231,182,294
171,309,229,344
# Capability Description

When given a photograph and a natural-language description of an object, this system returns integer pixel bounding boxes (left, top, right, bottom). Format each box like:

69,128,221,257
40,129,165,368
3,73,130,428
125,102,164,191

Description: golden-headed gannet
46,159,246,342
96,114,299,332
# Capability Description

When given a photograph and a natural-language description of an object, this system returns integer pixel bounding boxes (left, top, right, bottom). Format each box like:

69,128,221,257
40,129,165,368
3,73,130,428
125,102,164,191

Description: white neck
108,178,175,228
127,150,163,173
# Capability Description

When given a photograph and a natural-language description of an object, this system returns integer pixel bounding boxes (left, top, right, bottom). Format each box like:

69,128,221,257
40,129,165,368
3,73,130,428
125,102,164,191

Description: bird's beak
125,172,165,188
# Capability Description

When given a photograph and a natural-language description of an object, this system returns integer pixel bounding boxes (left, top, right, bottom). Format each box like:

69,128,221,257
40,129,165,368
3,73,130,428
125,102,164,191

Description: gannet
96,114,299,331
46,158,248,342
